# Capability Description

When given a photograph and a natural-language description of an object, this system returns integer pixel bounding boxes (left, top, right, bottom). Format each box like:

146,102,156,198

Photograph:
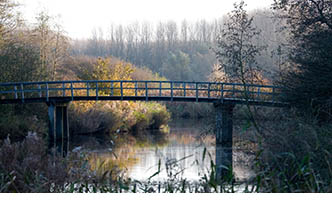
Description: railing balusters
71,82,74,101
96,82,98,100
121,81,123,100
145,82,148,101
14,86,18,99
196,83,198,102
0,80,283,106
110,82,114,96
171,82,173,102
20,84,24,102
62,83,65,97
46,83,49,102
38,85,42,98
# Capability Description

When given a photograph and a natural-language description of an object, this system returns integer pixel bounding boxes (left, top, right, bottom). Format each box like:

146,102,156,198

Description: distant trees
71,11,285,82
71,20,220,81
161,51,192,80
0,0,19,46
273,0,332,117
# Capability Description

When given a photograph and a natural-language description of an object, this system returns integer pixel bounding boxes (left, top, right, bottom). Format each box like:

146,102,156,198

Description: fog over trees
70,8,287,81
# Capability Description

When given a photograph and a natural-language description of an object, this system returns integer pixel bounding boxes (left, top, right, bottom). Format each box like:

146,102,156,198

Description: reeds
1,109,330,193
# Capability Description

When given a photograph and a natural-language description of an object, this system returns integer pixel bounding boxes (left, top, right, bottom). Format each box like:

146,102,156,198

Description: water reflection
71,119,255,181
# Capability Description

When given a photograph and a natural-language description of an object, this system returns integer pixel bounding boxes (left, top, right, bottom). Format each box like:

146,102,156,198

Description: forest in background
71,9,286,82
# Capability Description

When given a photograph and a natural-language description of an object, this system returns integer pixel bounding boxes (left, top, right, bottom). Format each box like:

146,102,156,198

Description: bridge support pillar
47,101,69,157
215,103,235,181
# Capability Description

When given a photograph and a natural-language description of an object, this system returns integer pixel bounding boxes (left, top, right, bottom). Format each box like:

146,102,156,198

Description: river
70,118,255,182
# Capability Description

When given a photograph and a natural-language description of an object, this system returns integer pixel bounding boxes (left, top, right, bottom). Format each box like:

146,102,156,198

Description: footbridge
0,80,287,178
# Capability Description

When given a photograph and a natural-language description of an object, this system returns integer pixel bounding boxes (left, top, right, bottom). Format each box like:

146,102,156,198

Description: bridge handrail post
208,83,211,98
121,81,123,100
14,86,18,99
20,84,24,102
87,82,90,96
70,82,74,101
110,82,113,96
145,81,148,101
171,82,174,101
159,82,162,97
196,82,198,102
221,83,224,101
272,87,275,103
258,87,261,101
62,83,65,97
38,85,42,98
135,82,138,97
183,82,186,97
46,83,49,102
96,82,98,100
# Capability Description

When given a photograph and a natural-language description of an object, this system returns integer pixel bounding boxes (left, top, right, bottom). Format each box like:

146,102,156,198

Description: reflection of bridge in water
0,80,287,178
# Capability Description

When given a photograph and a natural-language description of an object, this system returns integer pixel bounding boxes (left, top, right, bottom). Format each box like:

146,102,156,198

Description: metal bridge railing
0,80,283,104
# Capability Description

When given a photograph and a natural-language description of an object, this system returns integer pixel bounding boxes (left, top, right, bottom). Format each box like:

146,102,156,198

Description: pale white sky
17,0,273,39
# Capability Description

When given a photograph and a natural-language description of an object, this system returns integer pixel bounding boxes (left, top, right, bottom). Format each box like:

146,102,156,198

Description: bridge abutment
47,101,69,157
215,103,235,180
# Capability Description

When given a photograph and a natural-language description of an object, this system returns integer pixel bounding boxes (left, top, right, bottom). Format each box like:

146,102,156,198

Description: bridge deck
0,80,286,107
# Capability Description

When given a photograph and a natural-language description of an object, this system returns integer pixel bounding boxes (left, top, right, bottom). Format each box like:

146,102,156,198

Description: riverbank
0,110,330,192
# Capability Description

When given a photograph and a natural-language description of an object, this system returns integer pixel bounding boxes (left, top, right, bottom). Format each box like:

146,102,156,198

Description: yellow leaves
92,57,134,81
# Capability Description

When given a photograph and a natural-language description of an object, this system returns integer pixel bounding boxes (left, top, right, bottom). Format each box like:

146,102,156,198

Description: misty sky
17,0,274,39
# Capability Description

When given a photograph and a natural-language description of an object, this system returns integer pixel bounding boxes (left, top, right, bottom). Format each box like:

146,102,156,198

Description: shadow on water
70,119,256,182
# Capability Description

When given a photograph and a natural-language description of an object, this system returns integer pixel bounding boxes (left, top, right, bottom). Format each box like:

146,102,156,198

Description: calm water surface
71,119,255,181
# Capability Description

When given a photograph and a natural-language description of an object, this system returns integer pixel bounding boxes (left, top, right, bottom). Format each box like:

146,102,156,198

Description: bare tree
0,0,20,46
215,1,265,85
33,11,69,80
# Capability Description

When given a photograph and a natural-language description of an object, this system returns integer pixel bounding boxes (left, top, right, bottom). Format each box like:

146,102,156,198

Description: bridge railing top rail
0,80,284,106
0,80,281,89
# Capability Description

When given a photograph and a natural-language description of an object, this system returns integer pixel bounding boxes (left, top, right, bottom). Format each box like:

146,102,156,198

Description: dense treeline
71,9,287,81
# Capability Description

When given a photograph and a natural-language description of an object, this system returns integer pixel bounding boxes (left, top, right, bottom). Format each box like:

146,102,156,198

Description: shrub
0,134,65,192
148,103,171,129
69,101,122,135
0,105,47,140
69,101,171,135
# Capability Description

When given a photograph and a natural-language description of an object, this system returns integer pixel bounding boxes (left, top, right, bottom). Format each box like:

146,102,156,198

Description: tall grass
69,101,170,135
251,111,332,192
0,108,330,193
0,132,238,193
